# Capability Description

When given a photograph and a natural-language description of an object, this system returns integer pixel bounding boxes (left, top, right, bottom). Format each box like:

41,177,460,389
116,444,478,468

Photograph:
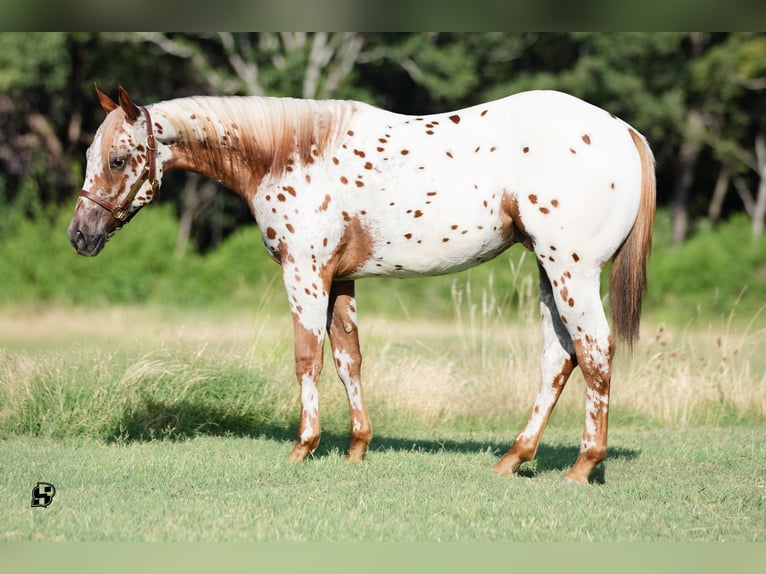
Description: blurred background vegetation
0,32,765,322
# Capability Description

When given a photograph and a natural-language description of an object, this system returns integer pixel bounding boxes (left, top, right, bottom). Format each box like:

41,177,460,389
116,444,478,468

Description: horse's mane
153,95,358,178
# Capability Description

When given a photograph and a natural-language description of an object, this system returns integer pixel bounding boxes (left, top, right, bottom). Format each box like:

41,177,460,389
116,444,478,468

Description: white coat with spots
69,87,655,484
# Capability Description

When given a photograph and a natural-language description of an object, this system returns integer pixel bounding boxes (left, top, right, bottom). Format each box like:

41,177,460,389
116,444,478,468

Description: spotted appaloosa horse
68,86,655,484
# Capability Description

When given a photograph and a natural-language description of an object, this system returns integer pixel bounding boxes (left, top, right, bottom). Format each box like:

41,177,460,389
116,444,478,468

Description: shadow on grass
106,397,297,445
108,397,640,482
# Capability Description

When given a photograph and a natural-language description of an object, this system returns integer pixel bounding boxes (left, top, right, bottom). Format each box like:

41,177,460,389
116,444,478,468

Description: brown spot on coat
266,227,277,240
528,194,538,204
582,134,591,145
449,114,461,124
572,252,580,262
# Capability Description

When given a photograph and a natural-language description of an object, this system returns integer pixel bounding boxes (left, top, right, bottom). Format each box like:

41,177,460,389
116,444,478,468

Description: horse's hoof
563,475,588,486
287,445,312,462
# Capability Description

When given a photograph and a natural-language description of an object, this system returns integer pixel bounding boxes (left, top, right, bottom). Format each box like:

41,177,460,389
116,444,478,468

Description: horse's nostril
73,229,85,249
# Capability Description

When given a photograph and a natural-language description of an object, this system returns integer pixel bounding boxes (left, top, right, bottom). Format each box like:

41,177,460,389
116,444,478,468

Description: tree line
1,32,765,254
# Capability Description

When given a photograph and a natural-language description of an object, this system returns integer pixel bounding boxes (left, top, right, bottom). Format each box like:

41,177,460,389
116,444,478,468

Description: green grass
1,305,764,541
2,428,764,542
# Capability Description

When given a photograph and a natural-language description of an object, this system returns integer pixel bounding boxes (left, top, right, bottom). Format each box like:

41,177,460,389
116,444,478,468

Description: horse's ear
94,83,118,114
117,85,140,123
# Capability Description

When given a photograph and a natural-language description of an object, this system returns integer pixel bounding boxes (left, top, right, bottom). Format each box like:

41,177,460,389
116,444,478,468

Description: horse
68,85,655,484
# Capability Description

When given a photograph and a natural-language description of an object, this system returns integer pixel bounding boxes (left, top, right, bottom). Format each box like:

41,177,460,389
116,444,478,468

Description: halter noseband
79,106,160,224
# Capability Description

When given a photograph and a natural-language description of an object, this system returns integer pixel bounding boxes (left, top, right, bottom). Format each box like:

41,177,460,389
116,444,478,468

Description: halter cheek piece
79,107,160,224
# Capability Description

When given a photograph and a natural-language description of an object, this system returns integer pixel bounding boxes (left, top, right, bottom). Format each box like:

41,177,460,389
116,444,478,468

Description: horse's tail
610,128,656,352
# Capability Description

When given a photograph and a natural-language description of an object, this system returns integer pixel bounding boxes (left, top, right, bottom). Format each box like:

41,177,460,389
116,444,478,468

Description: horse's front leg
284,269,331,462
327,280,372,462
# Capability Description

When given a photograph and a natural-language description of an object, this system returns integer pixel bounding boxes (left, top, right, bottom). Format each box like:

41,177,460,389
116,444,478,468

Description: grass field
1,304,764,541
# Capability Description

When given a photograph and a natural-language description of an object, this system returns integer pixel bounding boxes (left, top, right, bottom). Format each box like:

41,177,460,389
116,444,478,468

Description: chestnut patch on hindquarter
500,191,532,249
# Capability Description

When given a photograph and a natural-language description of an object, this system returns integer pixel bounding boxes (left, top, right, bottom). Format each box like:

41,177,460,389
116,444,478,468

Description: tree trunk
752,133,766,238
175,174,218,258
671,108,704,245
708,166,730,222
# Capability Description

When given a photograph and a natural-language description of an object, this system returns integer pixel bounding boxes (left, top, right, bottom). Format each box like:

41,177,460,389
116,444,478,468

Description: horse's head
68,85,164,256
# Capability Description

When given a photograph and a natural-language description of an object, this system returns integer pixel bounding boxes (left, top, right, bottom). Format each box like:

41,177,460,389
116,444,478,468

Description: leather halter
79,106,160,224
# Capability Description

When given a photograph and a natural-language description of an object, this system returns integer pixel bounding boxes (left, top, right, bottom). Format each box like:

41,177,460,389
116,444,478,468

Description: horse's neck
153,96,357,196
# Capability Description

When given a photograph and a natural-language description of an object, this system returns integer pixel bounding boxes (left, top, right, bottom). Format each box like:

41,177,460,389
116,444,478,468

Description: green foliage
0,33,69,93
1,205,764,323
0,206,178,304
646,212,766,319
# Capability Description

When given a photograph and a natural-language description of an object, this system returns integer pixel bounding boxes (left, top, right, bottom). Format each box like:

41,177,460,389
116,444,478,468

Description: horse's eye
109,156,127,170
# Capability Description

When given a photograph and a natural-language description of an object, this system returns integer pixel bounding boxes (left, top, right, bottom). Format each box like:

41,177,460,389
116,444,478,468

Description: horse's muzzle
68,226,107,256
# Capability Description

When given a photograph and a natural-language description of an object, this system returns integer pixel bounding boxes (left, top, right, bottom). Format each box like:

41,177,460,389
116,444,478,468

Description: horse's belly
346,222,513,279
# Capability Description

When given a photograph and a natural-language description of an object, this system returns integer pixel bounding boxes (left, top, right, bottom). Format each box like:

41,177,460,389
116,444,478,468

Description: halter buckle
112,207,129,222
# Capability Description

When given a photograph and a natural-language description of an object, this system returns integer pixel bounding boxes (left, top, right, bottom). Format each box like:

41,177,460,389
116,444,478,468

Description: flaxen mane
158,96,357,178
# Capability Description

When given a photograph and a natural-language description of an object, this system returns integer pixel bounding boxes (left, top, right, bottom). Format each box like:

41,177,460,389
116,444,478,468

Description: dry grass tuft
0,300,763,440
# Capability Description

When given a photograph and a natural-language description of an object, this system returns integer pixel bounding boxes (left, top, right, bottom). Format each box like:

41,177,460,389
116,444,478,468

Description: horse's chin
68,227,108,257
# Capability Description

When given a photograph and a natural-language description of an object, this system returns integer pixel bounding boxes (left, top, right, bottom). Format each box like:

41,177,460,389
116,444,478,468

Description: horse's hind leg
327,280,372,462
494,262,577,476
560,275,615,485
